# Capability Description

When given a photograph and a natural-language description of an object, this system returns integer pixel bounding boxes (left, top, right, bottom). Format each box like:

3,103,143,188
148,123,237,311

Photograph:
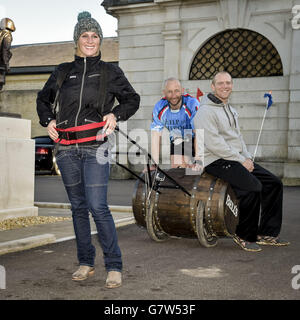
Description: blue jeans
56,146,122,272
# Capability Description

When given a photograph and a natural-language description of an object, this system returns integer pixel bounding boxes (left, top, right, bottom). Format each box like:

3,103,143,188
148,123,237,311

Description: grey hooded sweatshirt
193,93,252,167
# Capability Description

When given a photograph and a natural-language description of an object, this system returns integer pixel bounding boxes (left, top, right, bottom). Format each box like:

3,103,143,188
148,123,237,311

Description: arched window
189,29,283,80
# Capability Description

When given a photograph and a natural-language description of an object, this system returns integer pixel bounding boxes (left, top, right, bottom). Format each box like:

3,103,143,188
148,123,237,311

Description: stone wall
1,1,299,183
1,74,50,138
0,117,38,221
105,0,300,184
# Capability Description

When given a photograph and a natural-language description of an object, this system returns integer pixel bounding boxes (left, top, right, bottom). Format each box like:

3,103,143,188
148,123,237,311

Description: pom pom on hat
77,11,91,21
73,11,103,43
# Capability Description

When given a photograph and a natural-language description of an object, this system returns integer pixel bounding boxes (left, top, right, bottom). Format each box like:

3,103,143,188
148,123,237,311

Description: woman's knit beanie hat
73,11,103,44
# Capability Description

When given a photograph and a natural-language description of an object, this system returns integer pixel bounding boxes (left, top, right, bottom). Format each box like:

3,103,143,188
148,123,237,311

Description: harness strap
55,133,107,145
54,121,107,145
55,121,106,133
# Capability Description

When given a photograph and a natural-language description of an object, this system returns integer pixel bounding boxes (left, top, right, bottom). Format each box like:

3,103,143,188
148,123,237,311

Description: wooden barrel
132,168,239,247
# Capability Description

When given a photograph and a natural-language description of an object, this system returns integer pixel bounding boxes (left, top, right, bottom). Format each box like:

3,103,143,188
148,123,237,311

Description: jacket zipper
75,57,87,147
88,73,100,78
56,119,68,127
84,119,97,123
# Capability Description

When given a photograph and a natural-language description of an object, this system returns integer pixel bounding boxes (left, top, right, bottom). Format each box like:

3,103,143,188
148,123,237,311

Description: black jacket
36,54,140,143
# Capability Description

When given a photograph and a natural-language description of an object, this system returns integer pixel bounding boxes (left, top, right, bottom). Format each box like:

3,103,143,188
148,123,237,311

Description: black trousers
205,159,283,242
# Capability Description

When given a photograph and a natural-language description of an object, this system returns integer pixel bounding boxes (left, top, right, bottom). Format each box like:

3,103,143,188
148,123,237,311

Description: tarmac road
0,185,300,301
34,175,136,206
0,222,299,301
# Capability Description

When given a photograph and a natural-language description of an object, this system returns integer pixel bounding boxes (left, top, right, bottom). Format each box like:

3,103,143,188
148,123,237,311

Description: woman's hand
47,120,59,141
103,113,117,135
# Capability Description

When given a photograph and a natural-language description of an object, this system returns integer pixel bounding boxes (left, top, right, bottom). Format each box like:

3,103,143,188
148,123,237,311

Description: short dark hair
212,71,232,85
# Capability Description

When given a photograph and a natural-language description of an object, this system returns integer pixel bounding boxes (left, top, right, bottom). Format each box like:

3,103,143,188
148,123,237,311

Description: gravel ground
0,216,71,231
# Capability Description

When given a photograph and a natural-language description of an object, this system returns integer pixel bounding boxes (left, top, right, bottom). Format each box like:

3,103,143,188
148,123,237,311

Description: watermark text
0,265,6,290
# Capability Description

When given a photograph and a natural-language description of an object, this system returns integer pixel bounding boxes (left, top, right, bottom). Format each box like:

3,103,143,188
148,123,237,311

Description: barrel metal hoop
153,190,165,233
206,177,218,235
190,175,202,234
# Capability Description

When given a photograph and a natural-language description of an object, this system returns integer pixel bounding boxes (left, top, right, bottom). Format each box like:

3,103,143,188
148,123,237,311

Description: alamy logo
291,265,300,290
292,5,300,30
226,194,238,217
0,265,6,290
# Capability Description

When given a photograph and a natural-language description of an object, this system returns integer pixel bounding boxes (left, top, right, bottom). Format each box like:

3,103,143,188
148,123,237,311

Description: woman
36,12,140,288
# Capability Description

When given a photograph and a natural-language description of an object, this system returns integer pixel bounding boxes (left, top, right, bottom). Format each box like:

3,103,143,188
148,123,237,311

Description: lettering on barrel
225,194,238,217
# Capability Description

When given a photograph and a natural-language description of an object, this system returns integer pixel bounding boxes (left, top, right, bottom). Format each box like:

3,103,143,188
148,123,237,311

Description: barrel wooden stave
132,168,239,240
156,187,196,237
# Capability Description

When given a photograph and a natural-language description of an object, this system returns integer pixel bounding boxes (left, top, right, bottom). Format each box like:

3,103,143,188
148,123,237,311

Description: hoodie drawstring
223,106,232,127
228,106,237,128
223,105,237,128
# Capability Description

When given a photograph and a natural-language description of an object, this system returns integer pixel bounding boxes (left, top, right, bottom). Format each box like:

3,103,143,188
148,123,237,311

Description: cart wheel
196,200,218,247
145,192,169,242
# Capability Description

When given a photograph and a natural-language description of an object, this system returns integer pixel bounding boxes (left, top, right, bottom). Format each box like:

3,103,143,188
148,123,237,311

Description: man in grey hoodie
193,71,289,251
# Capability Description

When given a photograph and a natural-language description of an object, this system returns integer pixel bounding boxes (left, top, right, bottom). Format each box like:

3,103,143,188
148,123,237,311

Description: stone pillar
0,116,38,221
161,1,182,79
284,6,300,185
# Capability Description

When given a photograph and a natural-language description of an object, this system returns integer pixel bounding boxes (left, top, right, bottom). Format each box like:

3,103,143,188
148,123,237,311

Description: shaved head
163,77,181,90
163,77,183,110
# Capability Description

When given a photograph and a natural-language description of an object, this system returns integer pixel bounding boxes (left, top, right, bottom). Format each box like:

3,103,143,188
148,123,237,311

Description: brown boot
72,266,95,281
105,271,122,288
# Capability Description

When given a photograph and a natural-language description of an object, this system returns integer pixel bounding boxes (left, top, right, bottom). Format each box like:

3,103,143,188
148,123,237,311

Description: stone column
161,1,182,80
285,5,300,185
0,116,38,221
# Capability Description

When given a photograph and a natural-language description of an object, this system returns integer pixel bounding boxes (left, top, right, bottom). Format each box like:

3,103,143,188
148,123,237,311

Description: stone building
1,0,299,184
102,0,300,184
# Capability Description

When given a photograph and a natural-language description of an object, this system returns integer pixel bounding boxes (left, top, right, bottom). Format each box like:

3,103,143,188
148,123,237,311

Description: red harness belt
55,121,107,145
